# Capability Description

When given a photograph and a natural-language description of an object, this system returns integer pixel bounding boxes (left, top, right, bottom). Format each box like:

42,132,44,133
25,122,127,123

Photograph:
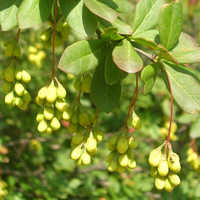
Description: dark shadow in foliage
60,0,80,17
91,61,121,113
0,0,22,11
82,4,97,38
39,0,53,21
98,0,119,10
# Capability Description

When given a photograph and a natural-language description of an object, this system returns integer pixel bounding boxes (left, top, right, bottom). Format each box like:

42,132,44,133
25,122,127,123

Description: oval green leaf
91,64,121,112
163,62,200,113
170,32,200,64
112,39,143,73
158,2,183,50
83,0,119,23
18,0,53,29
60,0,97,40
58,40,105,75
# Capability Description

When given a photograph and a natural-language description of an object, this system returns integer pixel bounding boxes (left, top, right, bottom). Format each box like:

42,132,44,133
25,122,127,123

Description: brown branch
124,73,139,129
51,0,58,78
134,47,156,62
190,138,198,153
16,28,21,42
164,69,174,154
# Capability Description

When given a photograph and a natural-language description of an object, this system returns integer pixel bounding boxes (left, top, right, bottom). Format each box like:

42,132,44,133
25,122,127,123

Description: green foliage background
0,0,200,199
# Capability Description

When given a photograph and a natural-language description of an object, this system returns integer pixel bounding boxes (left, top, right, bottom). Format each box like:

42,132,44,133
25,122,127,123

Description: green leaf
105,50,127,85
0,0,21,31
158,2,183,50
132,0,164,36
83,0,119,23
170,32,200,64
112,0,134,13
97,18,132,36
177,112,199,124
156,45,178,64
112,18,133,35
101,28,124,41
190,118,200,138
91,64,121,112
131,29,159,50
163,62,200,113
59,0,97,40
131,29,178,64
58,39,104,75
141,64,157,82
141,64,157,94
112,39,143,73
143,78,156,95
18,0,53,29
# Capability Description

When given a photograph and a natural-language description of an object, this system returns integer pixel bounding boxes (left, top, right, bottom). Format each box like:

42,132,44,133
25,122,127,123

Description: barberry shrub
0,0,200,198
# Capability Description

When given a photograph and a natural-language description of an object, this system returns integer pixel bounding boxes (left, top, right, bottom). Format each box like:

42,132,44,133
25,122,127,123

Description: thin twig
190,139,198,153
134,47,156,62
16,28,21,42
124,73,139,129
51,0,58,78
77,88,82,103
164,69,174,154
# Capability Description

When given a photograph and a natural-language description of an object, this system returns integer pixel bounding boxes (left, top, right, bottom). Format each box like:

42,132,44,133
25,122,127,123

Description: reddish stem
164,70,174,154
51,0,58,78
190,138,197,153
124,73,139,129
16,28,21,42
77,88,82,103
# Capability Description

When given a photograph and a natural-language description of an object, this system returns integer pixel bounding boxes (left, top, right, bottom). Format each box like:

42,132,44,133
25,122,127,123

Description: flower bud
118,154,129,167
164,178,174,192
50,117,61,131
81,152,91,165
158,158,169,177
148,148,162,167
56,83,66,98
155,177,165,190
168,174,180,186
85,137,97,153
37,120,47,133
46,81,57,103
71,146,82,160
5,92,14,105
117,136,129,154
14,82,25,96
168,152,181,173
38,86,47,100
21,70,31,83
44,107,54,120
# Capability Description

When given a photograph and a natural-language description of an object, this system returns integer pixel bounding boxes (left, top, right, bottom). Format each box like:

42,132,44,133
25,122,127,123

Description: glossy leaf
91,64,121,112
158,2,183,50
112,39,143,73
58,40,104,75
112,18,133,35
131,29,159,49
141,64,157,94
101,28,124,41
83,0,119,23
132,0,164,36
170,32,200,64
141,64,157,82
163,62,200,113
59,0,97,40
105,50,127,85
18,0,53,29
112,0,134,13
0,0,21,31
